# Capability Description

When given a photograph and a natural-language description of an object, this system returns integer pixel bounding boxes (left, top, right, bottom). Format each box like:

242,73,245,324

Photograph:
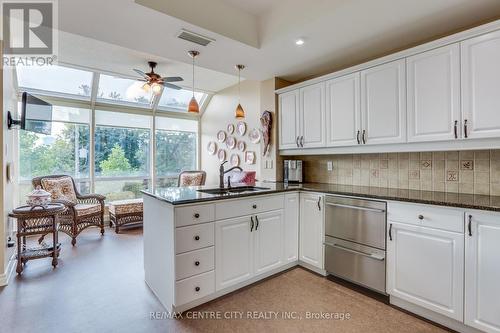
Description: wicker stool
108,199,143,233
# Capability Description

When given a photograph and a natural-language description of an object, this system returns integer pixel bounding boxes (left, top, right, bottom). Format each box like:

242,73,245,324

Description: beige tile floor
0,227,449,333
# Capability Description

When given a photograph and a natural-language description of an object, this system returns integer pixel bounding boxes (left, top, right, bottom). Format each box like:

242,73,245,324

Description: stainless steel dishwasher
324,195,387,294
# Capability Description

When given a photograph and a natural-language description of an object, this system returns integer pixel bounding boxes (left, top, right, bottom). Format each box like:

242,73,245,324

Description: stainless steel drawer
325,196,386,249
324,236,386,294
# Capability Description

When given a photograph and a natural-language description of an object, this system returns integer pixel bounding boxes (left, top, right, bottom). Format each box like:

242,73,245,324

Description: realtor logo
2,0,57,66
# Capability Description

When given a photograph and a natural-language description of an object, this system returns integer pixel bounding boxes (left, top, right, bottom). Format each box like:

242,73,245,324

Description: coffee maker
284,160,303,183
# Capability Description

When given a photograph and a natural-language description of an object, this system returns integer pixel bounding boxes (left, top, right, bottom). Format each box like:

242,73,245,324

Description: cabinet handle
300,136,304,147
317,197,322,211
418,215,424,220
389,223,393,241
194,235,200,241
356,130,361,144
195,286,200,292
362,130,366,144
255,216,259,230
295,136,299,147
464,119,468,138
250,216,254,232
194,213,200,219
195,261,200,266
468,215,472,236
252,204,257,209
454,120,458,139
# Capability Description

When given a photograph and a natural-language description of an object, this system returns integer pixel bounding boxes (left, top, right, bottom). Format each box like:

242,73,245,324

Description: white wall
1,41,18,285
201,80,262,185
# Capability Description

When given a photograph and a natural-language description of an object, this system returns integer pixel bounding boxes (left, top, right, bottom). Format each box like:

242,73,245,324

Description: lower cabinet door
387,222,464,321
299,193,324,269
215,216,254,291
465,211,500,333
254,210,284,275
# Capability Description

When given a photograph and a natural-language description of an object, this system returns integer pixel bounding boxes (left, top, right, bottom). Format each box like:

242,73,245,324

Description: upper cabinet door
407,44,461,143
462,30,500,139
325,73,361,147
278,90,300,149
361,59,407,145
299,82,326,148
465,211,500,333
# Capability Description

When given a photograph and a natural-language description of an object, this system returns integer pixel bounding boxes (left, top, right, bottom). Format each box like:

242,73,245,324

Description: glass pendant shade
235,103,245,119
188,96,199,113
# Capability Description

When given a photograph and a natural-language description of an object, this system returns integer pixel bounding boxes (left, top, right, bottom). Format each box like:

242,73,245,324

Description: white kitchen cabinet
461,30,500,139
299,193,324,269
215,216,254,291
386,221,464,321
284,193,299,263
407,44,461,142
465,211,500,333
299,82,326,148
325,73,361,147
278,90,300,149
361,59,407,145
254,210,284,275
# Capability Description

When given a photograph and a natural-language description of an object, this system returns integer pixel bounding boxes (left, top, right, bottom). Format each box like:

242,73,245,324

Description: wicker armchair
178,171,206,187
32,175,106,246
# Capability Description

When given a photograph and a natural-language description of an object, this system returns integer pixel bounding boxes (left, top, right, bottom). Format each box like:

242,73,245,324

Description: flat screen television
21,92,53,135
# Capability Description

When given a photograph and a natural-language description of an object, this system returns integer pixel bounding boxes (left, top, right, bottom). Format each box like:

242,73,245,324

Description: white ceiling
57,0,500,87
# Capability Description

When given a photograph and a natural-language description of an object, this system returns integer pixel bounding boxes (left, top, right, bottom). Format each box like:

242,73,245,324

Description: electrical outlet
327,161,333,171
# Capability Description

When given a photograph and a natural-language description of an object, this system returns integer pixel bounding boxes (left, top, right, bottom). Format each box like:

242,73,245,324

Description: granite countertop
142,182,500,212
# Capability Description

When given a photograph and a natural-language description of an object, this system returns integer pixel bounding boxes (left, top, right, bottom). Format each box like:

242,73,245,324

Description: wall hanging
236,121,247,136
227,123,235,134
260,111,273,156
248,128,261,144
226,136,236,150
237,141,246,152
217,130,226,143
207,141,217,155
245,151,256,165
217,149,226,162
230,153,240,167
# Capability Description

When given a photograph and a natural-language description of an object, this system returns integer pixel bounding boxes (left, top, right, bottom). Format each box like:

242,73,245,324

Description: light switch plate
327,161,333,171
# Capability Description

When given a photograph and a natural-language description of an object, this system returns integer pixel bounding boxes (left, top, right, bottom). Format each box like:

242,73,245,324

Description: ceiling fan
133,61,183,94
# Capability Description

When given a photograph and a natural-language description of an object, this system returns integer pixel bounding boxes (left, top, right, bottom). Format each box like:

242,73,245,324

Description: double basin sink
197,186,270,195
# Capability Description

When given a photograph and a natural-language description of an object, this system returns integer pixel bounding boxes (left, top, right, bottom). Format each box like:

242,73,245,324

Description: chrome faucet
219,161,243,189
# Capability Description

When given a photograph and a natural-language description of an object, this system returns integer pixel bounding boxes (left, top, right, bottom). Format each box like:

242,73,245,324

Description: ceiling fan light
188,96,200,113
151,82,162,95
142,82,151,93
235,103,245,119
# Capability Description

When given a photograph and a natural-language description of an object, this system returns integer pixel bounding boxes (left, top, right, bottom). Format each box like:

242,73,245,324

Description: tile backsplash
293,150,500,195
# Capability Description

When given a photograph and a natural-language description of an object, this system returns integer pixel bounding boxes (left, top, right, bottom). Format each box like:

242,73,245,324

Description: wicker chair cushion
41,177,77,203
109,199,143,215
179,173,205,187
74,203,102,217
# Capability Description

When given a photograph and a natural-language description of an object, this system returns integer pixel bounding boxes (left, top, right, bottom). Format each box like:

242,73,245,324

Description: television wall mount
7,111,21,129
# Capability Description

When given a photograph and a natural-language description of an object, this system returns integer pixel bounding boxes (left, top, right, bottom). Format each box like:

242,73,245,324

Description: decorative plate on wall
248,128,261,144
227,123,235,134
207,141,217,155
226,136,236,150
245,151,256,165
217,149,226,162
217,130,227,143
230,153,240,167
236,121,247,136
237,141,246,152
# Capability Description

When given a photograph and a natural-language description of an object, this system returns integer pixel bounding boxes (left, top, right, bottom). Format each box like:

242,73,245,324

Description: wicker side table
9,204,66,274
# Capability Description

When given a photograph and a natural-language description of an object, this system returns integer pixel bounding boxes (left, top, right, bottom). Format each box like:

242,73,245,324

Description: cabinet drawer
175,270,215,306
175,223,214,254
388,202,464,233
175,204,215,227
175,247,214,281
215,194,284,220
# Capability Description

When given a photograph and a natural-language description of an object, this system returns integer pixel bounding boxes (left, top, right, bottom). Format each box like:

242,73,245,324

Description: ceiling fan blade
135,78,148,82
133,69,148,78
161,76,183,83
162,82,182,90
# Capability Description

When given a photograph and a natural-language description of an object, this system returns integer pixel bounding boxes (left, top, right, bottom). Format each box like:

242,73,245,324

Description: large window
95,111,151,201
18,105,91,201
155,117,198,187
158,86,205,111
97,74,153,106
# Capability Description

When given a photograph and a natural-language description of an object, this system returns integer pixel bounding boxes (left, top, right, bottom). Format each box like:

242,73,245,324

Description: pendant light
188,50,200,113
235,64,245,119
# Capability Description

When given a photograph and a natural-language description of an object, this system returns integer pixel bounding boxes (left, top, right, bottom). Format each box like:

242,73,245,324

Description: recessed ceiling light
295,38,305,46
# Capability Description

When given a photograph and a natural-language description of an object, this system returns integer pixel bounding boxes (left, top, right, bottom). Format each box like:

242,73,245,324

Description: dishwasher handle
324,241,385,261
325,202,386,213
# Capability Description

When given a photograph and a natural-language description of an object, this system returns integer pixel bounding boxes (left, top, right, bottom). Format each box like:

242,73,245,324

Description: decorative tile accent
409,170,420,180
380,160,389,169
447,171,458,181
371,169,379,178
460,160,474,170
420,160,432,169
